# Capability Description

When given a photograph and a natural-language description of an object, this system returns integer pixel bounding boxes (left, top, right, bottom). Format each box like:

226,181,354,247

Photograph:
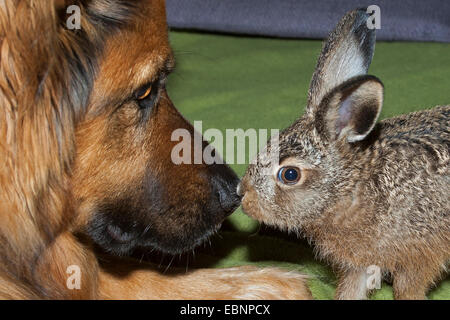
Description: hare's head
240,9,384,231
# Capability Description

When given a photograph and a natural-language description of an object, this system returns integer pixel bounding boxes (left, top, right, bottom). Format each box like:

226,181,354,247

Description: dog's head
0,0,240,297
1,0,238,263
68,0,240,255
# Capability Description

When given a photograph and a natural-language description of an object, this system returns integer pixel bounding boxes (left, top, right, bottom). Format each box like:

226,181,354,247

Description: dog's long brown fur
0,0,311,299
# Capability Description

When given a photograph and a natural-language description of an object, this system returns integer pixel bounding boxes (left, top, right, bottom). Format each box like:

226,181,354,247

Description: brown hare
239,9,449,300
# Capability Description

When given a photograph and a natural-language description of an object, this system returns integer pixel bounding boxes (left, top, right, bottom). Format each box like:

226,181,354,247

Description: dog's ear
0,0,138,245
0,0,139,165
57,0,138,110
84,0,138,29
316,75,383,143
56,0,137,33
307,9,376,114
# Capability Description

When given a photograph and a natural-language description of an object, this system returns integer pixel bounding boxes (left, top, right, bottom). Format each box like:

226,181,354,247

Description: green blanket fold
166,31,450,300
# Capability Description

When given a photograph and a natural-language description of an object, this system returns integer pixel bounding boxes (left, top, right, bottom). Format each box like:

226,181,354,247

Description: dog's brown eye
135,82,158,110
136,85,152,100
277,167,301,185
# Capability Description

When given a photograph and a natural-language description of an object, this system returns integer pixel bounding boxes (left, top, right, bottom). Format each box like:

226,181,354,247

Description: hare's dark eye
277,167,301,185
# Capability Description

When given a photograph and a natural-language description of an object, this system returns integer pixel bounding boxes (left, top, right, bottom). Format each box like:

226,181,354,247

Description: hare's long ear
307,9,375,113
316,75,383,143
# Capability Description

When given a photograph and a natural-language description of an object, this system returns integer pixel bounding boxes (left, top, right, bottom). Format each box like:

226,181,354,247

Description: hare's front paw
205,266,312,300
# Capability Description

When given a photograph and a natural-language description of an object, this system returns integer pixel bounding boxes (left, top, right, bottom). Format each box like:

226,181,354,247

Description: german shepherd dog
0,0,311,299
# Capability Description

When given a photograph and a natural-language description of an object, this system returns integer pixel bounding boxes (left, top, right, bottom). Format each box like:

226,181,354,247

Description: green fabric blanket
165,31,450,300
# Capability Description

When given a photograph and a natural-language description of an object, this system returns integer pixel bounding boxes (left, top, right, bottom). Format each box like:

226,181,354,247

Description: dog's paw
186,266,312,300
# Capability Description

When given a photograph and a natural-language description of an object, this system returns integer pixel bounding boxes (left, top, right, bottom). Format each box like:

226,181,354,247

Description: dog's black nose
208,164,241,215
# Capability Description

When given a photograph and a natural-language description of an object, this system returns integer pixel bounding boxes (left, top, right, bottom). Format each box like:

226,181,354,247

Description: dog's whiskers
163,255,175,274
185,254,189,274
158,253,166,268
141,223,152,237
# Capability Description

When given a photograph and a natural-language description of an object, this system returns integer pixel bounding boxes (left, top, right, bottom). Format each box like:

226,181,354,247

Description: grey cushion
166,0,450,42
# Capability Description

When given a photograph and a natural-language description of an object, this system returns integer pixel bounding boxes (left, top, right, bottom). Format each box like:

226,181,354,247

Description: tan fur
0,0,311,299
241,9,449,300
98,258,311,300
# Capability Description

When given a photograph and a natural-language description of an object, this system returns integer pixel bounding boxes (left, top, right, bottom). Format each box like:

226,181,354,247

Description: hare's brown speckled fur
240,9,449,300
